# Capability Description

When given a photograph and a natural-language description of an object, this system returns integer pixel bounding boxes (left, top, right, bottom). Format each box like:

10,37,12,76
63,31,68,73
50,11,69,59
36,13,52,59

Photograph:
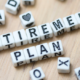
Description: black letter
3,34,14,48
41,24,49,34
18,31,22,40
33,69,41,78
5,43,13,49
52,41,61,51
67,16,75,31
32,38,38,43
55,52,61,56
57,29,64,36
27,49,34,57
0,15,2,19
8,0,17,7
14,51,21,60
78,13,80,18
17,61,23,66
40,45,49,60
52,19,63,30
70,26,75,31
18,31,23,45
29,28,37,37
30,59,35,63
45,34,50,39
0,22,2,25
3,34,10,43
67,16,74,25
40,45,48,54
27,49,35,63
14,51,24,66
42,55,48,60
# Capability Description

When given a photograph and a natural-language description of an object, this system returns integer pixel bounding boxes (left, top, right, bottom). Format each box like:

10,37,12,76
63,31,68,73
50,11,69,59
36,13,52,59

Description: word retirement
0,11,80,50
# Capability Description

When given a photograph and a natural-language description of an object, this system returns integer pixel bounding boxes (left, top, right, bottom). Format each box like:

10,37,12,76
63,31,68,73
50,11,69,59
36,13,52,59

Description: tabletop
0,0,80,80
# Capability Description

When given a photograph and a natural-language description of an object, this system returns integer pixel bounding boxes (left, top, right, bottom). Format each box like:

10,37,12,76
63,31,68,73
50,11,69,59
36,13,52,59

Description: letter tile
0,10,5,25
26,27,40,44
22,0,35,5
75,12,80,28
0,33,15,49
5,0,20,15
10,50,26,67
75,67,80,80
36,43,51,60
63,15,78,32
57,57,70,73
30,67,45,80
50,18,66,36
49,40,64,57
0,38,3,51
13,29,28,47
38,23,53,40
23,46,38,63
